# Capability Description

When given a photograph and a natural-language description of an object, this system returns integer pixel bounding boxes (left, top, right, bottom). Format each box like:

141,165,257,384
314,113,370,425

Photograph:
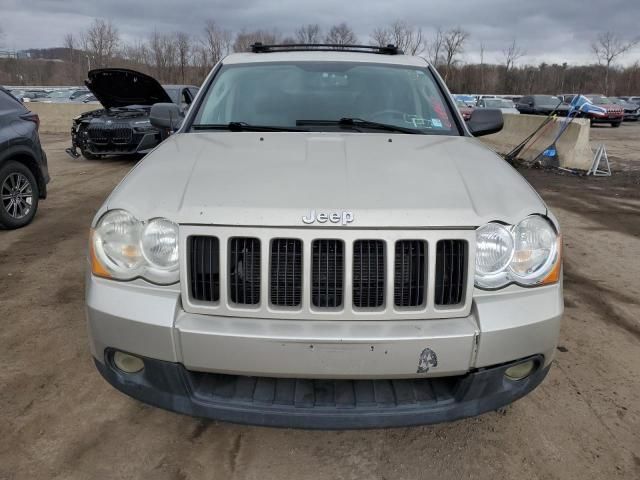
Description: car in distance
608,97,639,122
583,94,624,127
0,87,49,229
67,69,198,160
455,99,474,120
477,97,520,115
86,44,563,429
515,95,569,116
618,96,640,106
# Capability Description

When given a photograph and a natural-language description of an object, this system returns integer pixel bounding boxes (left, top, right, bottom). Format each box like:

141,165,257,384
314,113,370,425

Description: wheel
0,161,39,229
589,118,594,127
611,121,622,128
81,148,100,160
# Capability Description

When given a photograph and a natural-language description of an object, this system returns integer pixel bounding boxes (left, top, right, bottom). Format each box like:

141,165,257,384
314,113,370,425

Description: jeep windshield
190,62,459,135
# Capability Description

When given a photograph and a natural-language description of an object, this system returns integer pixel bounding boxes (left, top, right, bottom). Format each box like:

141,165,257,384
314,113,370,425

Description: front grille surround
182,227,474,321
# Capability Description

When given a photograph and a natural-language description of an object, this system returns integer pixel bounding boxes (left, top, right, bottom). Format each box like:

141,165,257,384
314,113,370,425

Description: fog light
505,360,535,380
113,351,144,373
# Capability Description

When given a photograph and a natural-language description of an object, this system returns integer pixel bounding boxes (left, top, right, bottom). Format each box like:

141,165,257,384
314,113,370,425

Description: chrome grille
184,228,473,320
353,240,385,308
270,239,302,307
394,240,426,307
435,240,466,306
311,240,344,308
189,236,220,302
229,237,261,305
87,123,133,144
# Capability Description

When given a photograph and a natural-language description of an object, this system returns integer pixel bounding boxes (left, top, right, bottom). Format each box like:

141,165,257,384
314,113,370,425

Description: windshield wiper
296,117,422,134
192,122,309,132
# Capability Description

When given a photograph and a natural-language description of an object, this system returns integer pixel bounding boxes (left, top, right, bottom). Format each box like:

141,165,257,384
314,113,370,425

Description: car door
516,96,532,114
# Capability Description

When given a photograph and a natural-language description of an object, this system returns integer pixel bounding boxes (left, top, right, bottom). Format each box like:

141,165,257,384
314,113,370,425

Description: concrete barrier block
480,114,593,170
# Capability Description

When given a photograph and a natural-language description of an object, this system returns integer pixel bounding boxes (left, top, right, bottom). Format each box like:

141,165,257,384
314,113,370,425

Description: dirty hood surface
103,132,547,228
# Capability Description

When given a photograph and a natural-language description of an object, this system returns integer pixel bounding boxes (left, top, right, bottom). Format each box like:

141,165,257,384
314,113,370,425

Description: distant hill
21,47,71,61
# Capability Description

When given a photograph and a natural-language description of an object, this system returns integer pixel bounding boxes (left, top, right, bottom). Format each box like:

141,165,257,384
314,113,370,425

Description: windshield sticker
431,118,443,128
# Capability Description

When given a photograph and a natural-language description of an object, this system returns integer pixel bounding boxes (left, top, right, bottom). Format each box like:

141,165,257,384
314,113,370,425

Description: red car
584,94,624,127
455,99,474,121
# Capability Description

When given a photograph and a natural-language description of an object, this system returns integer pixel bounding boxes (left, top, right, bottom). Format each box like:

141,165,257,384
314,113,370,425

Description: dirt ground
1,126,639,480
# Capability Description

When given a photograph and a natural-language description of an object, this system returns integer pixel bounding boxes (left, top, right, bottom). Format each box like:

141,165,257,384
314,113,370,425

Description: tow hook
65,147,80,159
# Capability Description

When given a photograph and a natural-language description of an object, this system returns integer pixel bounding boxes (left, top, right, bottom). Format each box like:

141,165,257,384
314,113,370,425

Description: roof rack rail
250,43,404,55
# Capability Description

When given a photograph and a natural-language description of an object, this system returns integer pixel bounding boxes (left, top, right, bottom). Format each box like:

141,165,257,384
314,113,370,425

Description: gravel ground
1,125,639,480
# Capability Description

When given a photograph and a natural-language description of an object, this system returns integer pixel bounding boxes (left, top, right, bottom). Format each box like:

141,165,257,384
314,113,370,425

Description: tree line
1,18,639,96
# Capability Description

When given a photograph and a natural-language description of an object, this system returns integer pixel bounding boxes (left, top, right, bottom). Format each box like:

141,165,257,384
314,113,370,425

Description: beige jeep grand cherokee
86,43,563,429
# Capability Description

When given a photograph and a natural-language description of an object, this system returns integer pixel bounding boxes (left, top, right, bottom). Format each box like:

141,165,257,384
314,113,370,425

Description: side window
182,89,192,106
519,96,531,105
188,88,199,100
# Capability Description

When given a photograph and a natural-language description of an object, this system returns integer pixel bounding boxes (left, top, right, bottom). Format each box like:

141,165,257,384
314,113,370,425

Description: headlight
475,215,560,289
90,210,179,284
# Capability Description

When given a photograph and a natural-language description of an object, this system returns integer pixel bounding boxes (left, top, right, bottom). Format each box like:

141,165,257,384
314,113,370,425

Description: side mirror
467,108,503,137
150,103,183,130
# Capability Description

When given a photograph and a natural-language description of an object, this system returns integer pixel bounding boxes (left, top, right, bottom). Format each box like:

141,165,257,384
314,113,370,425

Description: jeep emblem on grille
302,209,354,225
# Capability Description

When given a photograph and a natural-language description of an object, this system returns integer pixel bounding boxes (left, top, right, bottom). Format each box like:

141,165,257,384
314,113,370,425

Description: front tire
0,161,39,229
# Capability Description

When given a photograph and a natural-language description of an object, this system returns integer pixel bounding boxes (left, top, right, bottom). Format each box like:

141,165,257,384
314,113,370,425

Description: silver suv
86,44,563,429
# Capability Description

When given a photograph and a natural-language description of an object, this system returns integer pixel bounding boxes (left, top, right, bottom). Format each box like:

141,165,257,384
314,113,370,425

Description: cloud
2,0,640,65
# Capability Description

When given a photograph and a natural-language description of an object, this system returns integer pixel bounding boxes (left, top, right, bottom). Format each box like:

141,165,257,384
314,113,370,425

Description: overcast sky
2,0,640,66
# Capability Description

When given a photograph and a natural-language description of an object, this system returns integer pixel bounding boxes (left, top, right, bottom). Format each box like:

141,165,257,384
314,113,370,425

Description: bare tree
295,24,322,44
442,27,468,80
479,42,485,91
426,28,444,66
81,19,119,69
592,31,640,94
63,33,75,64
202,20,232,67
0,23,4,48
324,23,357,45
233,29,280,52
503,39,525,71
370,20,424,55
176,32,190,83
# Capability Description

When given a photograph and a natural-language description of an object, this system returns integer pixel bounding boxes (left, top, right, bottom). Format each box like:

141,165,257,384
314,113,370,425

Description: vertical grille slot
270,239,303,307
353,240,385,308
435,240,466,306
311,240,344,308
394,240,426,307
189,236,220,302
229,237,261,305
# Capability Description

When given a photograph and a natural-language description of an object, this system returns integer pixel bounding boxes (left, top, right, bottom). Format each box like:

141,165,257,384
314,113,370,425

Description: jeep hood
103,132,547,228
85,68,172,109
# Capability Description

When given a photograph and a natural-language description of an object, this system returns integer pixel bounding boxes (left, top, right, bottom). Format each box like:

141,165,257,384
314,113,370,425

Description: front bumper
86,273,562,426
95,351,549,429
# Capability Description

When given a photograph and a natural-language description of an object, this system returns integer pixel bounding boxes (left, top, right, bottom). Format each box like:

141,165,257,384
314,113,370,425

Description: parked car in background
453,94,476,106
515,95,568,116
67,68,198,159
477,98,519,115
583,94,624,127
0,87,49,229
455,99,474,120
42,88,89,103
618,96,640,106
9,89,49,103
609,97,639,121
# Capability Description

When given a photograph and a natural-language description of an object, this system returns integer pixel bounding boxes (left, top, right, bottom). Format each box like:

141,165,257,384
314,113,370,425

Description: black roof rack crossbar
250,43,403,55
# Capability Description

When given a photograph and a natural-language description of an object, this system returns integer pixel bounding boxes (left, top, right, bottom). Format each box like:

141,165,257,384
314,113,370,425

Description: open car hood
85,68,172,109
